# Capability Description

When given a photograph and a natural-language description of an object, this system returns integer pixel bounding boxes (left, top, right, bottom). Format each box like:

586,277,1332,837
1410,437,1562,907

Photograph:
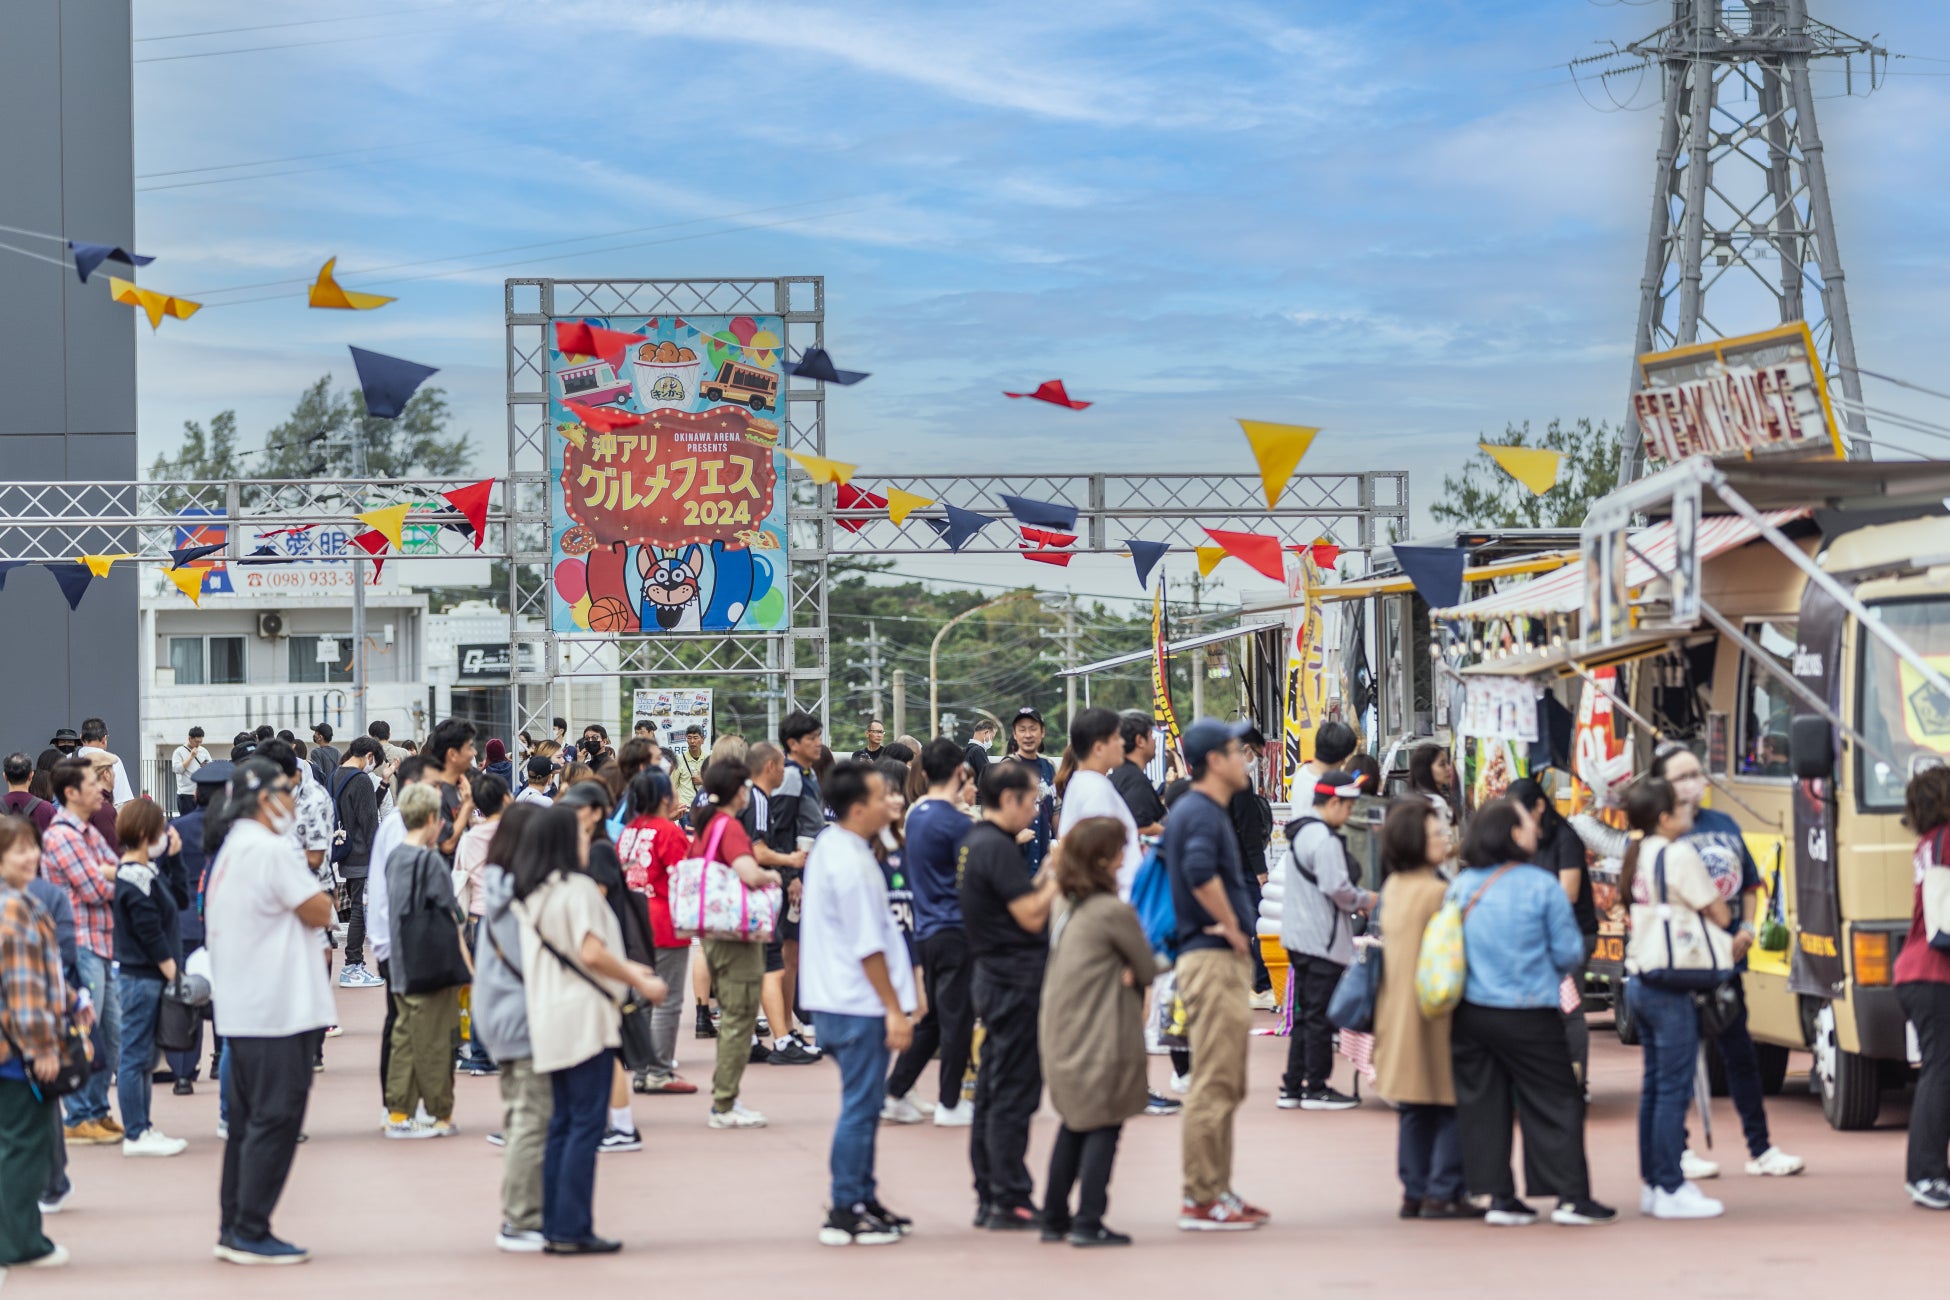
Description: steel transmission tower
1613,0,1886,481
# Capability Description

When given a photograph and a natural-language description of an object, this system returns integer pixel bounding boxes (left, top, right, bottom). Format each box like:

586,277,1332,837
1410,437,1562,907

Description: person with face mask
964,719,996,787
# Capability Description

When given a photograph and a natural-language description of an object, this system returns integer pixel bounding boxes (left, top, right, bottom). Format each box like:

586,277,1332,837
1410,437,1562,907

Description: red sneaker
1177,1197,1262,1231
1222,1192,1271,1224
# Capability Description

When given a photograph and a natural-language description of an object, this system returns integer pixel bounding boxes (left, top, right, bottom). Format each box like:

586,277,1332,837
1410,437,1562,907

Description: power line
140,142,506,192
134,26,459,64
135,5,461,42
138,138,453,180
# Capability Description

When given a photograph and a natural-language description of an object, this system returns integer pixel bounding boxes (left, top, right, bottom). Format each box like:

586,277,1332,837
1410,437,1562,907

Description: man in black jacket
1228,727,1275,1001
332,737,384,989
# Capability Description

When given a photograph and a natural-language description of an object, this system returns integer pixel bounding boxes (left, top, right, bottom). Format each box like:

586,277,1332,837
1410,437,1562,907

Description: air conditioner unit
257,612,286,639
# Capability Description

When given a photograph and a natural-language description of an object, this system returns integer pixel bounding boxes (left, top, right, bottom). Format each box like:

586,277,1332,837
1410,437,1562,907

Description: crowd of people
9,698,1950,1273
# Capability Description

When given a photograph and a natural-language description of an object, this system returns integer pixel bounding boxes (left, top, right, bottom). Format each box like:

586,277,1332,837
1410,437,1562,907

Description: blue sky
129,0,1950,605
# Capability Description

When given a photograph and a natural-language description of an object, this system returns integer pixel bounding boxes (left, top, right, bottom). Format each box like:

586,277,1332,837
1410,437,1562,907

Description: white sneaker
383,1120,432,1140
1249,990,1277,1012
910,1094,936,1117
23,1243,69,1269
707,1102,767,1129
1639,1184,1655,1215
1680,1149,1721,1181
337,963,385,988
1170,1071,1192,1096
881,1095,926,1125
216,1121,228,1140
495,1225,546,1253
122,1129,188,1158
1745,1146,1805,1177
37,1190,70,1215
933,1100,974,1128
1650,1182,1724,1219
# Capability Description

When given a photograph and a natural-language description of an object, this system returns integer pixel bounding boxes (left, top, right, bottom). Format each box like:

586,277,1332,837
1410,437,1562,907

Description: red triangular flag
1311,542,1341,570
1002,379,1091,410
1022,550,1073,567
349,528,389,579
1019,526,1077,549
554,321,649,370
441,479,493,551
563,398,650,433
835,483,889,534
1203,527,1284,581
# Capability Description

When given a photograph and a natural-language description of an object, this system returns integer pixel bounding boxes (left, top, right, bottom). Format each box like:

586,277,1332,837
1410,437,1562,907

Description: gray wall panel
60,0,136,435
0,3,68,437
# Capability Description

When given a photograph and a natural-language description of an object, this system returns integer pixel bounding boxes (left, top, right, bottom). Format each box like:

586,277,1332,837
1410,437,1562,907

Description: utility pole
1038,592,1081,732
845,620,887,724
890,668,907,740
1608,0,1883,481
931,591,1035,738
318,422,372,735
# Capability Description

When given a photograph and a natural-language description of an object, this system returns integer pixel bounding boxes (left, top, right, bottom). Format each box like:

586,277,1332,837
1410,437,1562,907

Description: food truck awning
1309,552,1578,606
1459,627,1694,678
1432,509,1810,620
1058,620,1283,678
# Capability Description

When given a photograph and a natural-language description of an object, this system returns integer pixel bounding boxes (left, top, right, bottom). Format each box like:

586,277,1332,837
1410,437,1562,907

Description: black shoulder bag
0,974,92,1100
530,918,659,1073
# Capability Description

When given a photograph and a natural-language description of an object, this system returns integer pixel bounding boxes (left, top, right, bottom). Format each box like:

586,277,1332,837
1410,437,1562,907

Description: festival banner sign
1150,577,1182,758
1632,322,1844,465
1280,551,1327,799
548,315,789,635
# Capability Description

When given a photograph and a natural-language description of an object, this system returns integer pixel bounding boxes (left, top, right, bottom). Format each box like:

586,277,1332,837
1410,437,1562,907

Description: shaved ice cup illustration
632,340,704,412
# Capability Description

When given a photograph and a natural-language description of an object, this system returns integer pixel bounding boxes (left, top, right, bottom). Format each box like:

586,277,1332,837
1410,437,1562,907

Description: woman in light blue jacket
1445,797,1615,1229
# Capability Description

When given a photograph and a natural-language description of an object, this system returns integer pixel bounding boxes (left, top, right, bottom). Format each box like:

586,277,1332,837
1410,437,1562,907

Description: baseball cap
192,759,235,786
1182,717,1252,769
1012,707,1044,727
527,754,554,779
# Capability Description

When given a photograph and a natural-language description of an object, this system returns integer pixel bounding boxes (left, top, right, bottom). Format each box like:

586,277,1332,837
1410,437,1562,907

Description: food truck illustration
556,359,632,408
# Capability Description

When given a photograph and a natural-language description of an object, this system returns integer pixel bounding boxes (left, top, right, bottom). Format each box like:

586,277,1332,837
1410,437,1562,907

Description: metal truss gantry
1612,0,1883,480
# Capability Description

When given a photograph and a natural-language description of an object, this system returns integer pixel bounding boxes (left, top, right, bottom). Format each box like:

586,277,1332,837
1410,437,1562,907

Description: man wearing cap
37,728,81,774
1277,771,1377,1112
517,755,554,807
173,728,212,815
1001,708,1056,874
1163,718,1267,1231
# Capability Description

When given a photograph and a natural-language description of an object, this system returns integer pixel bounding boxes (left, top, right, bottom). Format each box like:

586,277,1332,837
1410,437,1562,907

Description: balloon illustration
571,593,593,629
729,316,757,346
553,558,587,605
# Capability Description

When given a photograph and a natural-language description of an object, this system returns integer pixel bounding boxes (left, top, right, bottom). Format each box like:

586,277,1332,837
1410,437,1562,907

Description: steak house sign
1632,322,1845,464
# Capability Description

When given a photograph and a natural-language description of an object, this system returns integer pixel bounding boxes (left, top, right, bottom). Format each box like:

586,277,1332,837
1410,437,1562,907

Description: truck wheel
704,387,721,402
1754,1042,1790,1096
1811,1002,1880,1130
750,394,767,410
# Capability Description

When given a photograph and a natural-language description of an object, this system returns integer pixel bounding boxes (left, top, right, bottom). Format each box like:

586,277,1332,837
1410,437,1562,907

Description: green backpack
1415,866,1514,1019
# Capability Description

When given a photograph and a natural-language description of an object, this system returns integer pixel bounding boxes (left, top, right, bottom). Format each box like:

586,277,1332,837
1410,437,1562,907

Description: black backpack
327,768,363,865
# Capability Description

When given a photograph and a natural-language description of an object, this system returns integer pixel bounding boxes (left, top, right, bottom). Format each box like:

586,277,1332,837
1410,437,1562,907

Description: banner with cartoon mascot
548,313,789,635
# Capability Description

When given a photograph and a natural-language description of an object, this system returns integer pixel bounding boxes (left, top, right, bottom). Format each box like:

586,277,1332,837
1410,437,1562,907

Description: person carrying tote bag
383,783,472,1139
1620,778,1732,1221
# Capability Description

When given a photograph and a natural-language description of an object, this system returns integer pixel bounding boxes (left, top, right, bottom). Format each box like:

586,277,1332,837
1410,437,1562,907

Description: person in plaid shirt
39,757,120,1144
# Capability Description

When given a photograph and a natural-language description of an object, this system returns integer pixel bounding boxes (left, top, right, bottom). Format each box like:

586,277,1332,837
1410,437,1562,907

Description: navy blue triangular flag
998,493,1078,531
785,347,869,385
921,517,951,540
1126,539,1169,589
68,240,154,284
941,504,994,552
45,562,94,611
170,542,225,569
1393,545,1469,611
349,346,439,419
0,561,27,591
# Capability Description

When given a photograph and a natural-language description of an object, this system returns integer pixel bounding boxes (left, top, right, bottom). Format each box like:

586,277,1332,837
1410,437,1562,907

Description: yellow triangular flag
781,449,856,486
1197,546,1227,577
165,566,205,606
356,504,412,550
886,488,933,526
1479,443,1562,496
107,276,201,330
1238,420,1320,509
308,257,396,310
79,553,136,578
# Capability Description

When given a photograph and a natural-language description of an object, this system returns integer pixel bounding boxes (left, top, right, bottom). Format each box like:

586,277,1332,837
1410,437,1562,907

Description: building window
210,636,246,685
168,636,204,685
1736,620,1797,778
289,635,353,685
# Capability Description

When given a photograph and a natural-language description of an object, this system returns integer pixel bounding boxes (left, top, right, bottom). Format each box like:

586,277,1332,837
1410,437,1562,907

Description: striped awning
1433,509,1809,620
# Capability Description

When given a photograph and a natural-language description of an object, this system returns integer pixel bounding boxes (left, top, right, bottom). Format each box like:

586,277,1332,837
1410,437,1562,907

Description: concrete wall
0,2,138,770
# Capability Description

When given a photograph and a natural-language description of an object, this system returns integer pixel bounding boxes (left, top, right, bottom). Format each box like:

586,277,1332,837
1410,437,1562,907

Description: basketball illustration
589,595,633,632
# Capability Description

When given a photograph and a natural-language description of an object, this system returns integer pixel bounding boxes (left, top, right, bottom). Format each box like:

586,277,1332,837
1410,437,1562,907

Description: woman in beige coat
1039,818,1156,1247
1372,800,1476,1220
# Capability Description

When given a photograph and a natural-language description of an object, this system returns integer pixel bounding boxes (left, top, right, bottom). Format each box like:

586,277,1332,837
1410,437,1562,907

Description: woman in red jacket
616,768,696,1095
1894,765,1950,1211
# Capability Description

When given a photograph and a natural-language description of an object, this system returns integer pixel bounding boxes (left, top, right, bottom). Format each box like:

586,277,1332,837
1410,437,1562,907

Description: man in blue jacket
159,762,231,1091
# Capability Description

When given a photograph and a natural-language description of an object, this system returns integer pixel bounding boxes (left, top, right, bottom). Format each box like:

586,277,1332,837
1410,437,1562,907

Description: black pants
165,938,206,1082
377,959,398,1092
1243,871,1271,993
219,1030,322,1243
1451,1002,1589,1202
1282,952,1344,1093
1899,982,1950,1184
886,929,973,1109
969,967,1042,1211
342,873,368,967
1044,1123,1122,1231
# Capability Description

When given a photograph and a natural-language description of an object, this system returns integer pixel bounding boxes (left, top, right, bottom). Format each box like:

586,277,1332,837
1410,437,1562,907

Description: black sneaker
1485,1196,1539,1227
1551,1198,1619,1227
768,1040,820,1066
1276,1088,1305,1110
544,1236,622,1254
819,1204,902,1247
1908,1178,1950,1210
173,1079,195,1096
973,1199,993,1228
695,1006,718,1039
985,1204,1041,1232
1143,1091,1183,1116
1069,1224,1132,1247
864,1198,912,1235
1298,1086,1359,1111
598,1128,642,1154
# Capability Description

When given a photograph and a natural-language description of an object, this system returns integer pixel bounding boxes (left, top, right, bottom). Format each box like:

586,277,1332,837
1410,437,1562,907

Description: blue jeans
219,1046,232,1125
66,949,120,1124
1628,977,1700,1193
542,1050,612,1244
815,1010,889,1210
117,973,166,1139
1397,1103,1465,1202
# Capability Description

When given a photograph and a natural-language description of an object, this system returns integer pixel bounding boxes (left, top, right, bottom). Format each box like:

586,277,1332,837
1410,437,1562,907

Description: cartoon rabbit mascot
637,545,703,632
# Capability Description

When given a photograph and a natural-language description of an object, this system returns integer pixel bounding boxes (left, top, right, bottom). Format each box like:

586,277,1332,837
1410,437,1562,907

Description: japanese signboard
1632,322,1844,465
630,687,713,748
548,314,789,635
172,512,398,597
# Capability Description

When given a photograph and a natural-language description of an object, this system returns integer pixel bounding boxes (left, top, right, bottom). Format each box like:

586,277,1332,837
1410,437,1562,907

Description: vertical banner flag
1281,551,1328,800
1790,580,1848,999
1151,577,1183,760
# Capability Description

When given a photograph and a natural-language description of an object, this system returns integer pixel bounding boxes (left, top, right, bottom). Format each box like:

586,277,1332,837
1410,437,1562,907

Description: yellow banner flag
781,449,856,485
308,257,396,310
107,276,201,330
1238,419,1319,509
886,487,933,525
78,553,137,578
165,566,205,606
356,504,411,550
1479,442,1562,496
1197,546,1227,577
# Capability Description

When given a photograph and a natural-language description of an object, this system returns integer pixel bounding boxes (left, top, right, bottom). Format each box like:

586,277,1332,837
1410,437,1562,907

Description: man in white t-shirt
202,758,336,1266
1055,708,1142,897
76,716,134,807
799,761,915,1247
173,727,211,814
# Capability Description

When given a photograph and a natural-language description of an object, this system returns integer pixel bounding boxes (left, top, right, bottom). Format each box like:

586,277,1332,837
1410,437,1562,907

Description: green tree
150,377,470,486
1429,417,1619,529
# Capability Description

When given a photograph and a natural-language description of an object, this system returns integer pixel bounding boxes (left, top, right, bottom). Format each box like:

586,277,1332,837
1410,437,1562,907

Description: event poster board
547,314,790,636
631,687,714,748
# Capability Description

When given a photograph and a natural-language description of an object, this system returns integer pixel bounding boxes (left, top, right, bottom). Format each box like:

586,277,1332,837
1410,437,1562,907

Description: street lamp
929,590,1036,739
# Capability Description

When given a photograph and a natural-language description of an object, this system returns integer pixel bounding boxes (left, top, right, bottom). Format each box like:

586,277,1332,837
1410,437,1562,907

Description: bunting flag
1019,526,1077,549
1203,526,1285,581
1311,541,1341,570
68,241,153,284
921,518,951,541
1022,550,1073,567
356,504,411,550
0,561,27,591
1479,442,1562,496
78,553,136,578
164,566,206,606
349,346,438,419
308,257,396,310
47,562,93,611
1197,546,1227,577
1004,379,1091,410
1393,544,1469,611
1150,577,1182,757
939,504,994,552
440,479,493,550
835,483,888,534
780,449,856,485
349,529,389,578
886,487,933,526
1238,420,1320,509
553,321,650,370
998,493,1079,531
562,398,650,433
1126,539,1169,589
785,348,869,385
107,276,201,330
